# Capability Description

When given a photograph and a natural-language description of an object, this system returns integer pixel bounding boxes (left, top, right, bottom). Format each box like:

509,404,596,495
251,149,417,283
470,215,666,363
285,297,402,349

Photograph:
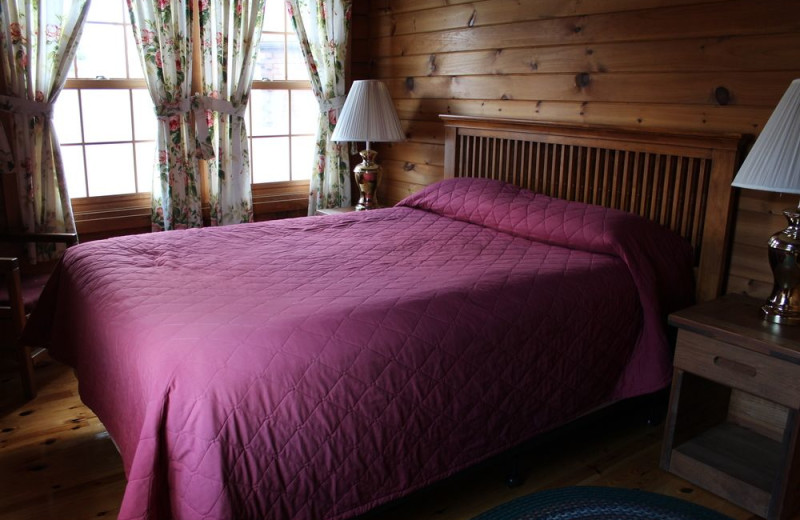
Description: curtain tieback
191,96,247,162
319,95,346,114
154,98,192,119
153,98,216,159
151,96,247,170
0,95,54,118
0,95,55,162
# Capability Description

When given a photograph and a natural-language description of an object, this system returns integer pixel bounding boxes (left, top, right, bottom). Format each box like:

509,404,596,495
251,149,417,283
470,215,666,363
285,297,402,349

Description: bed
26,116,742,520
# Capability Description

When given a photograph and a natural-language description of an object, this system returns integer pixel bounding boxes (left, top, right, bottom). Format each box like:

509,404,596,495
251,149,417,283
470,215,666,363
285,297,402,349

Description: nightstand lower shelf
669,422,781,517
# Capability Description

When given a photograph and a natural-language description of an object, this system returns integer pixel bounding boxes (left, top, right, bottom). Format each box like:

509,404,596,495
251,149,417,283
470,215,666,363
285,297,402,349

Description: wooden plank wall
352,0,800,299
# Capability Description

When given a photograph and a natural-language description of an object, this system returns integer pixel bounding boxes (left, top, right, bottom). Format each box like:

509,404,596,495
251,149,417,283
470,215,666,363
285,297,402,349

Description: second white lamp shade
331,80,405,144
731,78,800,195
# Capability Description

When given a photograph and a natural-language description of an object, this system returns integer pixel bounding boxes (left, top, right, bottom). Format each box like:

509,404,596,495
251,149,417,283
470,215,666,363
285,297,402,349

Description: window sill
70,182,310,240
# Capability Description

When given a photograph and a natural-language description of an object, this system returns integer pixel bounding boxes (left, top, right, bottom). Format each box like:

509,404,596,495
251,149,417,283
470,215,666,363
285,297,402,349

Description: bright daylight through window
54,0,315,199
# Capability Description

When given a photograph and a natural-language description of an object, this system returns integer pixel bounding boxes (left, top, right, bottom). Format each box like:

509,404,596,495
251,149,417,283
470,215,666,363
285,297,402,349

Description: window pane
60,146,87,198
251,90,289,136
86,143,136,196
135,141,156,193
76,24,127,78
251,137,290,183
291,90,317,135
53,90,82,144
132,89,156,141
262,0,286,32
87,1,125,23
291,136,314,181
287,37,308,81
82,90,132,143
255,33,286,81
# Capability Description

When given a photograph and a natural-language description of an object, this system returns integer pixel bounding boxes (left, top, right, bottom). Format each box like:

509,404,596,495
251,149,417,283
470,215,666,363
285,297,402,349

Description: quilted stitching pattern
27,178,693,520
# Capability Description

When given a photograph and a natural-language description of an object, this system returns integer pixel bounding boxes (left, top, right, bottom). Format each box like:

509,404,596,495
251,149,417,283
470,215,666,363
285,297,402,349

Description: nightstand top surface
669,294,800,363
315,206,357,216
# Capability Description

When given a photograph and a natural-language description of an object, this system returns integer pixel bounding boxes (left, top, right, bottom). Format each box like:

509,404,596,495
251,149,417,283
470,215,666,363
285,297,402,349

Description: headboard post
696,149,738,301
443,124,457,180
440,115,742,302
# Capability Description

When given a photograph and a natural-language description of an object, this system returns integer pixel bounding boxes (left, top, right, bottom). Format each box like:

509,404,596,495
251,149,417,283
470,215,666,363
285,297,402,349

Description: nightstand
661,294,800,520
315,206,356,216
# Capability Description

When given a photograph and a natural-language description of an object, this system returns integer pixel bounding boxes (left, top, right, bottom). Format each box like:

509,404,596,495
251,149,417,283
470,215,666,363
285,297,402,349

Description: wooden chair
0,232,78,399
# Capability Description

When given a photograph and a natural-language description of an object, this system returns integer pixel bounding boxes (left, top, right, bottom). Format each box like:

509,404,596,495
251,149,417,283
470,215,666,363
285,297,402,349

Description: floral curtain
197,0,264,226
0,0,88,252
128,0,200,231
287,0,351,214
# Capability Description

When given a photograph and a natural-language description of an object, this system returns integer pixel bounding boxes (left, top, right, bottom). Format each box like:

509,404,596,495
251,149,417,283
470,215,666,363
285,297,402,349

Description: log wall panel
371,0,800,57
387,72,795,106
370,0,730,23
373,35,800,78
393,99,773,135
352,0,800,300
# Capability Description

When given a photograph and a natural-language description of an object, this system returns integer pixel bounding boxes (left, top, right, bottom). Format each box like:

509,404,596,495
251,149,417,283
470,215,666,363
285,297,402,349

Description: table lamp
731,78,800,324
331,80,405,210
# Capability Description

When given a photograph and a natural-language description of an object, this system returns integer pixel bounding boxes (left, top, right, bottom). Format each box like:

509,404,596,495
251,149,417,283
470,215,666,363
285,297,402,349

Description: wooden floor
0,359,764,520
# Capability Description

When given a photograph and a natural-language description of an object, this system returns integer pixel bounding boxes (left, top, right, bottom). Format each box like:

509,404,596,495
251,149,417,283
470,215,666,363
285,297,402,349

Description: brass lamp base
762,209,800,325
353,149,381,210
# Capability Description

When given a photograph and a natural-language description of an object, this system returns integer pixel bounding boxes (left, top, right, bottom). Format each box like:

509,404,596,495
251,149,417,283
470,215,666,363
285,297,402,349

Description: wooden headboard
441,115,742,302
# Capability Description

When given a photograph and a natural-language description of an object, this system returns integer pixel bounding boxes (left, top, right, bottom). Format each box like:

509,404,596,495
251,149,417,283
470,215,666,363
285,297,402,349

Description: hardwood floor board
0,359,125,520
0,359,773,520
0,475,125,520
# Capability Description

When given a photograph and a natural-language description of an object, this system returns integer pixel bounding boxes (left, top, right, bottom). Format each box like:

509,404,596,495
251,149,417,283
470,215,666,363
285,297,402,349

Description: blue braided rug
472,487,734,520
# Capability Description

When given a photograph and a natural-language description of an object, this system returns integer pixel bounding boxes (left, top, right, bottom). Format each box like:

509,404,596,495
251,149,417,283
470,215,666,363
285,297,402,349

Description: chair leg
18,344,36,399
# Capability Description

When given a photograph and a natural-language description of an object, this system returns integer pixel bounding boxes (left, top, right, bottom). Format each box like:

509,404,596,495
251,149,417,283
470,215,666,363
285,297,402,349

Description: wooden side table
315,206,356,216
661,294,800,519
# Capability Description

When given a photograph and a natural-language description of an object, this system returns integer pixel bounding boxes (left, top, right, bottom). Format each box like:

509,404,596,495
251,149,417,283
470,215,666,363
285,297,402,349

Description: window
250,1,316,184
54,2,153,198
54,0,314,201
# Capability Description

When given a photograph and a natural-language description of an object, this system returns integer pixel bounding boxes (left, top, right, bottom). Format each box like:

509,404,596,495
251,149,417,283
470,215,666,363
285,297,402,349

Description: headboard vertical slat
613,150,625,210
459,134,466,178
539,143,547,195
659,155,672,228
684,159,700,250
630,151,642,215
489,137,496,180
575,146,587,203
650,155,662,224
673,157,688,236
623,150,632,209
525,141,533,189
639,153,651,218
441,115,741,301
592,148,602,207
478,136,483,177
510,139,518,186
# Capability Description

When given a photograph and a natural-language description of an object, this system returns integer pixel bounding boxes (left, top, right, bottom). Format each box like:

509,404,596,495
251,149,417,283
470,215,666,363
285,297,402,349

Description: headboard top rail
440,115,743,302
441,115,742,154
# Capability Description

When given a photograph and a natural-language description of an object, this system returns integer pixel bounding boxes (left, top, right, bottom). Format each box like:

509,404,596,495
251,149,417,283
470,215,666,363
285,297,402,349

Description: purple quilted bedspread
27,178,694,520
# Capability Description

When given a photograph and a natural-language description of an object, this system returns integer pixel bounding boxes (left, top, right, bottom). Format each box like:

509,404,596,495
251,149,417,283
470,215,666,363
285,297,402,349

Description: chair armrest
0,256,20,271
0,232,78,246
0,255,25,332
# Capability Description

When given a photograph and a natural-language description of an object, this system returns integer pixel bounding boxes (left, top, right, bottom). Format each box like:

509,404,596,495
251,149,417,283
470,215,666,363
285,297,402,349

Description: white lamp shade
331,80,405,143
732,78,800,195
